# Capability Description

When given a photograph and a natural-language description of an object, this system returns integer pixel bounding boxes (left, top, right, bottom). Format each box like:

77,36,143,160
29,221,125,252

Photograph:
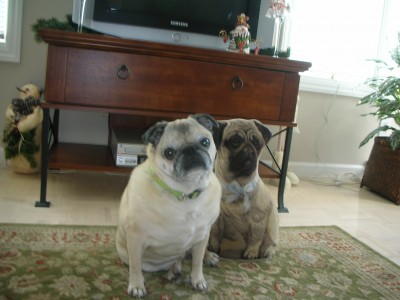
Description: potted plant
358,33,400,205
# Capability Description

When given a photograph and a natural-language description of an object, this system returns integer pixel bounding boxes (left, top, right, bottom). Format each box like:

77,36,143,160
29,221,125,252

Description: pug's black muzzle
229,146,258,177
175,145,211,175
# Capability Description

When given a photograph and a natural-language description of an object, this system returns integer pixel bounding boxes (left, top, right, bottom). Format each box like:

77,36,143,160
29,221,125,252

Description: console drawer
57,48,284,120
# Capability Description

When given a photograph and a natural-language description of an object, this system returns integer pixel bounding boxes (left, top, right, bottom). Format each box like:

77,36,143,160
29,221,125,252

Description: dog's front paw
165,261,182,282
203,250,220,266
261,245,276,258
243,245,260,259
190,276,208,292
127,284,147,298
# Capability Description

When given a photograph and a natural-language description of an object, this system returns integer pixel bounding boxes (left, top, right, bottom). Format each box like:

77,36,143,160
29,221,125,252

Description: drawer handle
231,77,244,90
117,65,131,80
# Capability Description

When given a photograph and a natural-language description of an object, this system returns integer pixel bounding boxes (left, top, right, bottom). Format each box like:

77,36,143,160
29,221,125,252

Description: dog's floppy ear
191,114,221,149
142,121,168,146
190,113,218,133
254,120,272,144
214,121,228,150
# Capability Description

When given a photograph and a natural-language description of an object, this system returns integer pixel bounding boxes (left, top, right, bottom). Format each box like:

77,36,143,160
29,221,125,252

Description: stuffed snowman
3,84,43,173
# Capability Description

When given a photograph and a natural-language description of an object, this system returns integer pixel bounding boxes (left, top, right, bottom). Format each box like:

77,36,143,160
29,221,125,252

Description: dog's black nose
178,145,210,173
182,145,197,155
229,147,257,178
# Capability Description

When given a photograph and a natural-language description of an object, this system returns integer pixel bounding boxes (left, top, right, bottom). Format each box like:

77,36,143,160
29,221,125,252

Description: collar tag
188,190,201,199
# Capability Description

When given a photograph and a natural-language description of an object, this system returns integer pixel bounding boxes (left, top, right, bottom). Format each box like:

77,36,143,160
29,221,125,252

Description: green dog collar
149,165,202,201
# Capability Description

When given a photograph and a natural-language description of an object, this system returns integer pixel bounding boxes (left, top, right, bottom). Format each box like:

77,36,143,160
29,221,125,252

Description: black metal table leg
35,108,51,207
53,109,59,143
277,127,293,213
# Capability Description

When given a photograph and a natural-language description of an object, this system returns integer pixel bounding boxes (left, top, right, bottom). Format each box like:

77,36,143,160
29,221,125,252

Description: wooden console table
36,29,311,212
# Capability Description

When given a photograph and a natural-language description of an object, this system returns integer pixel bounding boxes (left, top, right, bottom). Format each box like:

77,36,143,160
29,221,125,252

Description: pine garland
31,14,99,43
253,47,291,58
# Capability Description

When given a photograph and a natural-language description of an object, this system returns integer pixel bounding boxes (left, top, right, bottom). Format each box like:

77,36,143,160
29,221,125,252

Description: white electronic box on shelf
111,128,147,167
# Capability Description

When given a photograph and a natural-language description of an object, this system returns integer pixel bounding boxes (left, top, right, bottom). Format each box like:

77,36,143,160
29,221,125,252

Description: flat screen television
72,0,274,51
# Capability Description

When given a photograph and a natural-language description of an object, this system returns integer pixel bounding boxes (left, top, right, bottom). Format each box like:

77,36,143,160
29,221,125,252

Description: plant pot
361,137,400,205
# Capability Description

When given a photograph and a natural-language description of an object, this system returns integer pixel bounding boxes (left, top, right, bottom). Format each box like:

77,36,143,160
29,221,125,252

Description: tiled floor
0,165,399,265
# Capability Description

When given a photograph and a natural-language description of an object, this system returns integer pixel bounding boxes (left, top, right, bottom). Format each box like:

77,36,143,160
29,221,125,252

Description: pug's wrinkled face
143,114,218,192
216,119,271,180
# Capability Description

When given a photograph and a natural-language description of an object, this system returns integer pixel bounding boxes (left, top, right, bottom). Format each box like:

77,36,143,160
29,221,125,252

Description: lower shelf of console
48,143,130,173
48,143,280,178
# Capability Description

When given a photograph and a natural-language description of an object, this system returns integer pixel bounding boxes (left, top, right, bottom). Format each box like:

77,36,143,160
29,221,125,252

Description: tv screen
93,0,261,38
72,0,272,51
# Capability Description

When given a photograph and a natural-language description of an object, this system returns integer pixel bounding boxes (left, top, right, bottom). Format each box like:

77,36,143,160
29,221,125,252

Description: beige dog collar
149,165,202,201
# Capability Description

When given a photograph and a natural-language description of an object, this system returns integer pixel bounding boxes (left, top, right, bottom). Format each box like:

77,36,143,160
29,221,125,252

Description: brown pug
207,118,279,260
116,114,221,298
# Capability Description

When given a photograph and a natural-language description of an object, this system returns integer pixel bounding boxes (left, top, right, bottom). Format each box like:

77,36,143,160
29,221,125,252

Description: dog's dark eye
251,136,260,148
200,137,210,148
229,135,242,149
164,148,176,160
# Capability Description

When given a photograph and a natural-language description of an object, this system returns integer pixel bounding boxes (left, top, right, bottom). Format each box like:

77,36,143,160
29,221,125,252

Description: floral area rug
0,224,399,300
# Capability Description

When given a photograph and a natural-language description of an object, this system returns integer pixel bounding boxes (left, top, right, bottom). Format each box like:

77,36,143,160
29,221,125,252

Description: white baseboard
289,162,365,180
262,160,365,181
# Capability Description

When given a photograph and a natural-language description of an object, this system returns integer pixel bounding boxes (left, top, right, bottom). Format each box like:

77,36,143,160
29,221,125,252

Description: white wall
0,0,379,178
284,91,377,178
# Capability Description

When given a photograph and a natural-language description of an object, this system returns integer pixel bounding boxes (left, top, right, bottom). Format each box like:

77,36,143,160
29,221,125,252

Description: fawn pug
208,119,279,260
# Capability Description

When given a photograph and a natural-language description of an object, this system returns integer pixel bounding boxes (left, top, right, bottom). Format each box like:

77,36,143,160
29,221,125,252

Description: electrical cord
307,172,361,186
308,83,362,187
312,83,338,166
